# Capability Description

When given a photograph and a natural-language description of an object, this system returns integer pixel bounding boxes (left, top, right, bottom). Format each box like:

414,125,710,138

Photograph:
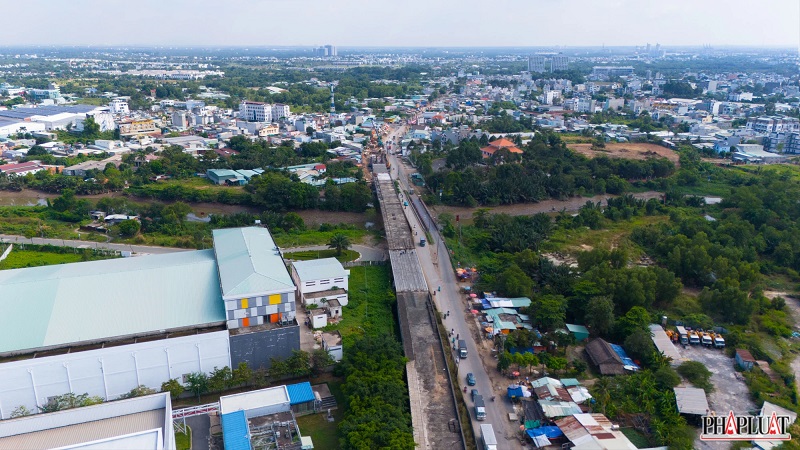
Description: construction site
373,164,465,450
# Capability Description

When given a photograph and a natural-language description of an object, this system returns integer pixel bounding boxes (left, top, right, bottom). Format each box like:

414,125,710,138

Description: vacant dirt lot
568,142,680,166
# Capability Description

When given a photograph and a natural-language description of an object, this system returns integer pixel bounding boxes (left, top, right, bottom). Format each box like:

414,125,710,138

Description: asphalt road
385,126,522,450
185,414,211,450
0,234,188,255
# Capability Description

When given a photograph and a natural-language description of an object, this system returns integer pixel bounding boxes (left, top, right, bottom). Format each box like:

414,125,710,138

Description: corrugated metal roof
0,250,225,354
674,387,709,415
0,410,164,449
539,400,583,418
220,386,290,414
287,382,315,405
221,411,251,450
212,227,295,299
649,324,682,362
292,258,347,282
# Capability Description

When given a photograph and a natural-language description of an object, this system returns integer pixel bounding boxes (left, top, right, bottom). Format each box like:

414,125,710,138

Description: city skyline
1,0,798,48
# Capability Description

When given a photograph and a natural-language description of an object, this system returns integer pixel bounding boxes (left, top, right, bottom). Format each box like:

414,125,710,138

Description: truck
480,424,497,450
474,395,486,421
713,335,726,348
688,330,701,345
458,339,468,359
701,333,713,347
675,326,689,345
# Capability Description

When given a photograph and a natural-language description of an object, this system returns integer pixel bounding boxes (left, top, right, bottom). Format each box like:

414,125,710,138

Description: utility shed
219,386,291,418
649,324,682,363
221,410,251,450
566,324,590,342
287,382,317,415
735,349,756,371
674,387,710,416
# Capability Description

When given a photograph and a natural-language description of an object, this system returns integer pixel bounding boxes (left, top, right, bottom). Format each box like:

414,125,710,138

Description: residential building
0,393,176,450
322,331,343,362
172,111,189,129
765,131,800,154
746,116,800,134
550,55,569,71
109,98,129,115
118,119,158,136
555,413,639,450
480,137,524,158
290,258,350,306
528,55,546,73
271,103,290,121
239,101,272,123
584,338,628,375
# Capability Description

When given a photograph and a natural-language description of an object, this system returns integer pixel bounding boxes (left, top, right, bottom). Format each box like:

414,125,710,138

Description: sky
1,0,798,48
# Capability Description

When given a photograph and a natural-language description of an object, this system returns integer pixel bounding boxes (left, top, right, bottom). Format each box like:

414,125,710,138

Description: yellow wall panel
241,298,248,309
269,294,281,305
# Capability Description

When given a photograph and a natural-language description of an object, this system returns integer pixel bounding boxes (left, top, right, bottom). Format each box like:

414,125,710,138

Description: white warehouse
290,258,350,307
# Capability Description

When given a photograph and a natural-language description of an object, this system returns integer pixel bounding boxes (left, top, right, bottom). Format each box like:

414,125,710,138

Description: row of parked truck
671,326,725,348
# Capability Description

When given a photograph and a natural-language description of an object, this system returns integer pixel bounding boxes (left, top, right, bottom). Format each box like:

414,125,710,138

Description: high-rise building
271,103,290,121
528,55,546,73
550,55,569,72
109,98,129,115
316,45,337,57
239,101,272,122
171,111,188,129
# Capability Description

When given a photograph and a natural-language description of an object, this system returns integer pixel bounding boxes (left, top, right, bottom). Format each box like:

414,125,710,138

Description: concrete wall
229,326,300,371
0,331,230,418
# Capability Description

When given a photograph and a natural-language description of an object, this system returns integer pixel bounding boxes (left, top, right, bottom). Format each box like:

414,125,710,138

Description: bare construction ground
568,142,681,165
397,292,462,450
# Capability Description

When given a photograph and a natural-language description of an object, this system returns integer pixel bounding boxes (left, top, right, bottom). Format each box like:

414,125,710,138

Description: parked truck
474,394,486,420
458,339,468,359
701,333,713,347
688,330,701,345
675,326,689,345
480,424,497,450
713,335,726,348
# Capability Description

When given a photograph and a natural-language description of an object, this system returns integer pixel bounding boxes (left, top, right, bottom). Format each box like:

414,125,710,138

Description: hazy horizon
1,0,798,48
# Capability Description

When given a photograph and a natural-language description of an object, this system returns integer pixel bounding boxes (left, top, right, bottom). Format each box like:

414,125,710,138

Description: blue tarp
287,382,315,405
481,299,491,309
610,343,640,369
507,385,524,398
221,411,251,450
526,426,564,439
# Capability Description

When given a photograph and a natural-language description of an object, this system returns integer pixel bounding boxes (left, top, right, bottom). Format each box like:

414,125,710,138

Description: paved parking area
676,344,755,450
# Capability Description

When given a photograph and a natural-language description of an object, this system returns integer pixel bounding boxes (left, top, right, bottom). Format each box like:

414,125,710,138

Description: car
471,389,479,401
466,372,476,386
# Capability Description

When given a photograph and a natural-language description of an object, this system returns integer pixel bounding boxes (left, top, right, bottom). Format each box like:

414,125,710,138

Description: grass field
322,265,397,346
295,408,343,450
568,142,680,165
174,427,191,450
0,249,113,270
284,249,359,262
542,215,669,255
273,229,369,248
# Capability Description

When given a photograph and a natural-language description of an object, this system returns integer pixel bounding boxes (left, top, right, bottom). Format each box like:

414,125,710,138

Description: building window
182,374,190,384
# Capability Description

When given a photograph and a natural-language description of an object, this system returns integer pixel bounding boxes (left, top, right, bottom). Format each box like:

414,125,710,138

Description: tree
654,366,681,390
82,115,100,138
117,219,141,237
528,294,567,331
545,356,568,376
616,306,652,337
311,348,336,375
327,232,352,256
39,393,104,413
306,126,315,136
185,372,209,403
677,361,713,393
120,385,157,399
161,378,185,400
497,264,534,298
10,405,31,418
624,328,655,362
286,350,312,377
521,352,540,375
231,362,252,387
497,351,512,374
586,296,616,336
208,366,233,393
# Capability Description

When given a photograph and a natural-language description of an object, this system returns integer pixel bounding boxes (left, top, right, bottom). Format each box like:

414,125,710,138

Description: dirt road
432,191,663,222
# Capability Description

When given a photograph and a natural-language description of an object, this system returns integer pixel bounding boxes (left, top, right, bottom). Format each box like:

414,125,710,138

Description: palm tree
327,233,351,257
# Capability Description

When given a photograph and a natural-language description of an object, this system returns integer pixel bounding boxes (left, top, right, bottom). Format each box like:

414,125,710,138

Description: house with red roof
480,138,524,159
0,161,44,176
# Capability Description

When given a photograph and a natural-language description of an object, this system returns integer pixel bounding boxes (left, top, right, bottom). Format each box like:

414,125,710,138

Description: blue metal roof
287,382,315,405
221,411,251,450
